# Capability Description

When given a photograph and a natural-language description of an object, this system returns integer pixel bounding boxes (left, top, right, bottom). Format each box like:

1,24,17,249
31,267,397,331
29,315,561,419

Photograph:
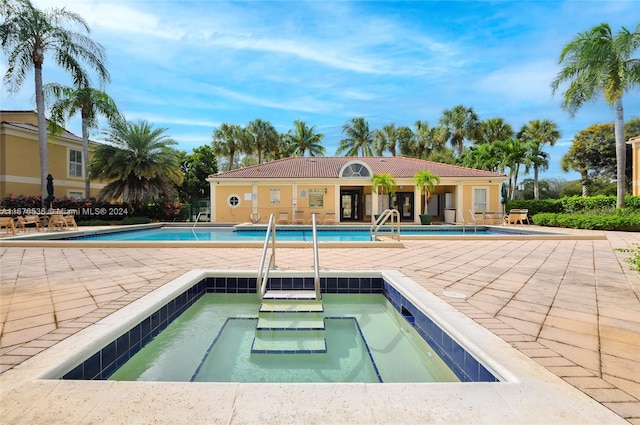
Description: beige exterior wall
630,136,640,196
0,111,104,199
209,175,505,224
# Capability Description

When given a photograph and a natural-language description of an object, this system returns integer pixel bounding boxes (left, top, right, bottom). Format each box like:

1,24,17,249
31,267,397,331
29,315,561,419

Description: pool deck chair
0,216,16,235
323,212,336,225
64,210,79,230
16,215,42,232
48,213,69,231
276,211,289,224
505,209,530,225
293,210,305,224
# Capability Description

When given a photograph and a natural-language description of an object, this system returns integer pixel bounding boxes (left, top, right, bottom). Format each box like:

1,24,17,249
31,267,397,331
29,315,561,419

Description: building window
228,195,240,208
341,163,370,178
473,188,488,212
68,191,83,199
309,189,324,208
69,149,82,177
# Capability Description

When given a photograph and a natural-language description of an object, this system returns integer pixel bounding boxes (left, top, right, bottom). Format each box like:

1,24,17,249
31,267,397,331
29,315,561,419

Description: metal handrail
466,209,478,233
192,212,203,228
311,213,320,300
257,213,276,298
369,208,400,241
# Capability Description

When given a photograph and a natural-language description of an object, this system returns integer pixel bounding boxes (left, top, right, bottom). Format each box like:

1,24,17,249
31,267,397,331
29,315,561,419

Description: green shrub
616,244,640,272
120,216,152,225
505,199,563,216
560,195,640,213
532,212,640,231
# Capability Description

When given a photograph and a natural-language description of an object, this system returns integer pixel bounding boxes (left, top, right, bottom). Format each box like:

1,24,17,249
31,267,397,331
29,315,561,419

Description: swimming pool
63,225,541,242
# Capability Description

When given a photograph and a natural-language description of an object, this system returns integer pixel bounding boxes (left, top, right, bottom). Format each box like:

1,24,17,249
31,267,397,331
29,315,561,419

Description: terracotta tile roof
209,156,506,179
2,120,84,143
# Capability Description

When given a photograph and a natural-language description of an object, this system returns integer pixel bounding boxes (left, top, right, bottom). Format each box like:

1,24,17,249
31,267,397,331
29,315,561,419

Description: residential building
207,156,507,224
0,110,104,199
629,135,640,196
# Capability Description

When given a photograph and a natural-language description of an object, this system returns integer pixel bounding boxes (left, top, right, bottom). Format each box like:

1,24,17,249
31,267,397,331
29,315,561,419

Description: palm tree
337,117,374,156
551,23,640,209
371,173,396,215
45,83,121,198
479,118,513,144
517,119,561,199
413,170,441,219
1,0,109,204
287,120,325,156
89,119,183,209
246,118,278,164
373,124,400,156
212,123,245,171
439,105,481,156
493,138,531,199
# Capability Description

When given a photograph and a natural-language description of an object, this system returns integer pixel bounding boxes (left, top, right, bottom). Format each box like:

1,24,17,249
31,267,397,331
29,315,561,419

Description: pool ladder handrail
257,213,321,300
369,209,400,241
257,213,277,298
311,213,321,300
466,209,478,233
192,212,203,228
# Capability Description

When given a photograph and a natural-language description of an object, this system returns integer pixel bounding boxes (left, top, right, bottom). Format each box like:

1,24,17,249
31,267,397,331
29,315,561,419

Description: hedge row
532,212,640,231
505,195,640,216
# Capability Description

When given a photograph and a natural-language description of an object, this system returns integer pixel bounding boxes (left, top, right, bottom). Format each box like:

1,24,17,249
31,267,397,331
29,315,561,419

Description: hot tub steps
252,298,326,354
251,329,327,354
263,290,318,300
256,312,325,330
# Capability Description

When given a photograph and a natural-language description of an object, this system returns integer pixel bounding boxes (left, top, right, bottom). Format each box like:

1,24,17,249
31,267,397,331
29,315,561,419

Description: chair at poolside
0,216,16,235
505,209,529,225
63,210,78,230
293,210,305,224
276,211,289,224
48,213,69,231
323,212,336,225
16,215,42,232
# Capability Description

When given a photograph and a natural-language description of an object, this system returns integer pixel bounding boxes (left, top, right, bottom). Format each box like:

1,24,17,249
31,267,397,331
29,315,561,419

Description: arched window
340,161,371,178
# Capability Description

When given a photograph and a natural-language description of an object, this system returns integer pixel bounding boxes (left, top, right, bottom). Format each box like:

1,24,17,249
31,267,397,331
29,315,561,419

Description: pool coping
0,269,625,424
0,222,606,248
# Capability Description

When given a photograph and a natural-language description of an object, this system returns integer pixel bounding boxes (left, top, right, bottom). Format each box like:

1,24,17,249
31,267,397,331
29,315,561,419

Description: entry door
340,190,360,221
391,192,414,221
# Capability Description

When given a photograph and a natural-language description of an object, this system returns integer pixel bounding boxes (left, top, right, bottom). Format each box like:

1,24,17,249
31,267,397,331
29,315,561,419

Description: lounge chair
64,210,78,230
16,215,42,232
505,209,529,225
276,211,289,224
293,210,305,224
48,213,69,231
0,216,16,235
323,212,336,225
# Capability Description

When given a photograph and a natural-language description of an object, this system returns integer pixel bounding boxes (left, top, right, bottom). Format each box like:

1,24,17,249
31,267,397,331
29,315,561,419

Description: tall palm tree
246,118,278,164
212,123,245,171
373,124,400,156
439,105,481,156
517,119,561,199
1,0,109,204
493,138,531,199
551,23,640,209
89,119,183,209
337,117,374,156
45,83,121,198
479,118,514,144
287,120,325,156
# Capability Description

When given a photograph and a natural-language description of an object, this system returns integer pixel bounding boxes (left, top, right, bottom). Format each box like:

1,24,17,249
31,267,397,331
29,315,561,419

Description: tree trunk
82,114,90,199
34,64,48,207
614,97,625,209
533,166,540,200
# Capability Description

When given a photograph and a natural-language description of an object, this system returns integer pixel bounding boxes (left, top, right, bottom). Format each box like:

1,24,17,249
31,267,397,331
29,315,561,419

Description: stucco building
0,110,104,199
207,156,507,224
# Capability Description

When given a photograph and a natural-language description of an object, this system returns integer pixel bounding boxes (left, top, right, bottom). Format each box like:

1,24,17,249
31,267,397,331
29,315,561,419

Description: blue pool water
68,226,535,242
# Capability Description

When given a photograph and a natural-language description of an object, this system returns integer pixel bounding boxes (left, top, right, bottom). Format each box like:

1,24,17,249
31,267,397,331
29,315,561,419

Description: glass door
391,192,414,221
340,190,360,221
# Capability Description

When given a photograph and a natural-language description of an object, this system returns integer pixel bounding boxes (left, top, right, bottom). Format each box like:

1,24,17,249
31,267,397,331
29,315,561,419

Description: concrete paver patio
1,227,639,423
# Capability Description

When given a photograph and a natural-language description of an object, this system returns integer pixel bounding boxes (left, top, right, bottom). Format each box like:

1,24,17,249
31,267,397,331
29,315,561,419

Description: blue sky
2,0,639,180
